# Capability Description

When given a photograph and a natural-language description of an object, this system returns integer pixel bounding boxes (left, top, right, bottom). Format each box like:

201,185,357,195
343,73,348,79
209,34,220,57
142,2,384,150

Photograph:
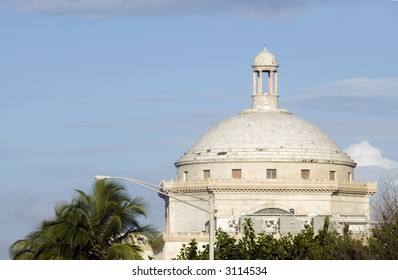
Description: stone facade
160,47,377,260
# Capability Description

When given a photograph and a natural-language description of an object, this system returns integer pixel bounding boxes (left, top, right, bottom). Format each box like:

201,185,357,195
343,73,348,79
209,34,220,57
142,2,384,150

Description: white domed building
160,48,377,259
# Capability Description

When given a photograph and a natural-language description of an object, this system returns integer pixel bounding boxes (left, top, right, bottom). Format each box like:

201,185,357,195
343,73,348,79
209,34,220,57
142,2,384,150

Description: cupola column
258,71,263,94
268,71,273,95
252,71,257,95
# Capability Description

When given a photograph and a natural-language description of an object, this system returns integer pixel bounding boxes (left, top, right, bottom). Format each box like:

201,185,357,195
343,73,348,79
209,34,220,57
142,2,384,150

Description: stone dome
176,109,355,167
253,48,278,67
176,47,355,170
162,47,376,261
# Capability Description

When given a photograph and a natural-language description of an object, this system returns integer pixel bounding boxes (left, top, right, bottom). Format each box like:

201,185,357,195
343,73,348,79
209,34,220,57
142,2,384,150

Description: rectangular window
301,169,310,180
183,171,188,182
348,172,353,182
330,171,336,181
267,169,277,179
203,170,210,180
232,169,242,179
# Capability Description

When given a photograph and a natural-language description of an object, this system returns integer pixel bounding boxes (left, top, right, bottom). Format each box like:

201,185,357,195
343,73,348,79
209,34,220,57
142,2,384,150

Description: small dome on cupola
253,46,278,67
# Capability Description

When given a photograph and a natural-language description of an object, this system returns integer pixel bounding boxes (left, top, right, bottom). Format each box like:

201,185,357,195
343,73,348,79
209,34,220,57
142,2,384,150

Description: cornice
161,179,377,196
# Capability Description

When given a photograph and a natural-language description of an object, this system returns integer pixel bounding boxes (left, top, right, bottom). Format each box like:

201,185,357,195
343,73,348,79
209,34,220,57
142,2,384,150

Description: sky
1,0,398,259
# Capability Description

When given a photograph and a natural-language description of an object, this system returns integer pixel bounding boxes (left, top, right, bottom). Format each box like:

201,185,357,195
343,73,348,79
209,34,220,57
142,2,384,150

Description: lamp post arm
96,176,210,213
103,176,209,203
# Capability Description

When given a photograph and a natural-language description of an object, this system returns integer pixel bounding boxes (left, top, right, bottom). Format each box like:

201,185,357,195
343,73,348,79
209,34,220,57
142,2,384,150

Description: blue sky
1,0,398,259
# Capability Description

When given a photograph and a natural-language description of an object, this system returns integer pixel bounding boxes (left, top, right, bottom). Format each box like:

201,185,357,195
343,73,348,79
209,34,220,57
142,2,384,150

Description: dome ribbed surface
176,110,355,167
253,50,278,67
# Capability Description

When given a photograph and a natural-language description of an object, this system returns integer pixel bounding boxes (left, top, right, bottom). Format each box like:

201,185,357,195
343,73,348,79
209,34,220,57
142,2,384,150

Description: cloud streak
286,77,398,115
15,0,308,18
344,141,398,169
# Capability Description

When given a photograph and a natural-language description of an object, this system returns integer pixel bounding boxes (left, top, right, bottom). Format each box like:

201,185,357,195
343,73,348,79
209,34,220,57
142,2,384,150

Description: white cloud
15,0,308,18
286,77,398,115
344,141,398,169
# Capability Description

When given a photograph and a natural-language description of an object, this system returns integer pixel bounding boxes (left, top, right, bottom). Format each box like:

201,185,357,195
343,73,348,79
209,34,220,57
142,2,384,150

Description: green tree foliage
174,239,203,260
174,218,373,260
9,180,154,260
146,233,164,257
369,219,398,259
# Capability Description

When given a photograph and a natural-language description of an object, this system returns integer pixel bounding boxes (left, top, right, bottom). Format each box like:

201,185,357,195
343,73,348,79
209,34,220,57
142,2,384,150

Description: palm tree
9,180,154,260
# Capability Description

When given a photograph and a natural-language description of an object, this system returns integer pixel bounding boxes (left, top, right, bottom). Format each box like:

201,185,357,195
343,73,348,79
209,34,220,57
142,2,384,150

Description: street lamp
94,175,215,260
